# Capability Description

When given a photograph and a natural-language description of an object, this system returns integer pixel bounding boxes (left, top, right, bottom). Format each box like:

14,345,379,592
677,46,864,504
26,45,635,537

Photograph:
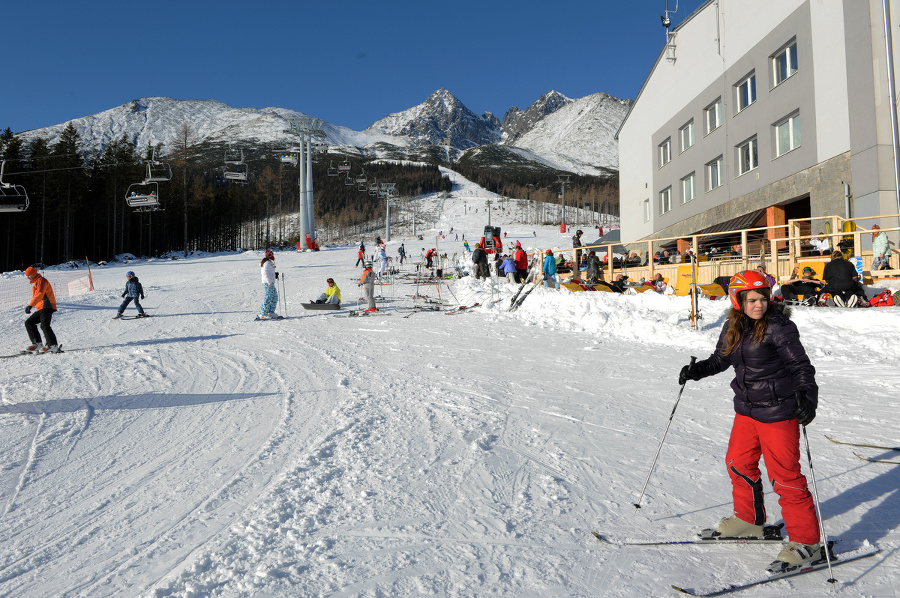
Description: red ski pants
725,414,820,544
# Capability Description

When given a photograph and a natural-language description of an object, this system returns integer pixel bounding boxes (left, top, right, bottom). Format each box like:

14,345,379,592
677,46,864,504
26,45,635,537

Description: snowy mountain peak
365,89,501,150
501,90,573,144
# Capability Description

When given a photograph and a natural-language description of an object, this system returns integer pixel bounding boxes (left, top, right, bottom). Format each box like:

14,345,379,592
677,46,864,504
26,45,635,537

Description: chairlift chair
0,161,29,212
355,170,367,184
368,181,378,196
344,175,354,186
144,160,173,182
224,163,249,183
224,147,244,165
125,181,161,211
338,160,351,173
280,152,298,166
327,161,338,177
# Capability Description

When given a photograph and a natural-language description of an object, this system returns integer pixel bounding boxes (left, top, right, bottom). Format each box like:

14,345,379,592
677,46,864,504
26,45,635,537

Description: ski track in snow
1,183,899,597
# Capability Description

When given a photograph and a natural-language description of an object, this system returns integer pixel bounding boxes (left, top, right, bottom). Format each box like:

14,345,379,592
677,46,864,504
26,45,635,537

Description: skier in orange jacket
24,266,60,353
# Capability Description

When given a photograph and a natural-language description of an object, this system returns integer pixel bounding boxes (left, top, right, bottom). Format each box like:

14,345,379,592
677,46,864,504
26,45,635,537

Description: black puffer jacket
693,305,817,423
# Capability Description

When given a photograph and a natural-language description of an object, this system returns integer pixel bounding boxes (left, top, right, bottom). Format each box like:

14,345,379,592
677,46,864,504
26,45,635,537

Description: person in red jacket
514,245,529,283
678,270,820,572
24,266,60,353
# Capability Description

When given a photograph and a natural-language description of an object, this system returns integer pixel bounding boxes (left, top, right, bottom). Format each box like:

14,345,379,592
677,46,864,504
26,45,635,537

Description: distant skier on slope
376,245,387,278
24,266,61,353
113,270,147,319
677,270,821,572
256,250,280,320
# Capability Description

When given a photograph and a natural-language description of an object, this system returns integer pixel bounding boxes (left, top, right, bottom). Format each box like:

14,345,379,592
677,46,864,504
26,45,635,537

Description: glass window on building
660,187,672,214
737,138,758,175
736,74,757,112
643,198,651,222
706,156,723,190
659,138,671,167
681,172,695,203
705,99,722,134
680,121,694,152
775,112,801,156
773,42,798,86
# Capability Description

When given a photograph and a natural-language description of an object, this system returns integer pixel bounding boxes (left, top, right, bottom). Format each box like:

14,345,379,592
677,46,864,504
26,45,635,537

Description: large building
617,0,900,250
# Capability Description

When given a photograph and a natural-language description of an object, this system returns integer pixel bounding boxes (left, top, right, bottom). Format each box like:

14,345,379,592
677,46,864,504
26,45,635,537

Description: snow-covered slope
0,184,898,597
508,92,632,173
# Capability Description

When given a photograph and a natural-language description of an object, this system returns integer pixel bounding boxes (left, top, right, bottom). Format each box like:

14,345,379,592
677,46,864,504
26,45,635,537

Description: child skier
678,270,821,572
24,267,60,353
113,271,146,318
359,262,377,312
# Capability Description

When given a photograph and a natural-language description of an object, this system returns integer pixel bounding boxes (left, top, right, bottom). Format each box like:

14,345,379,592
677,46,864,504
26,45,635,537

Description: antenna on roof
662,0,678,63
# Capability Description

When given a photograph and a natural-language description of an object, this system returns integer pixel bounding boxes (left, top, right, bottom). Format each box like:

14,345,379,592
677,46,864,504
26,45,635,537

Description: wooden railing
567,214,900,286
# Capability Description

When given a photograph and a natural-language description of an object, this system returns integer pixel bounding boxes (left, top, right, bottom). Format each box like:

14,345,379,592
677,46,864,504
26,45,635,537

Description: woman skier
678,270,821,572
257,249,280,320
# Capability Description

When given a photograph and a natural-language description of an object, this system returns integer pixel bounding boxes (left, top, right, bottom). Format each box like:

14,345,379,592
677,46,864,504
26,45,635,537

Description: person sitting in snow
114,270,147,318
780,267,824,306
313,277,341,306
647,272,667,293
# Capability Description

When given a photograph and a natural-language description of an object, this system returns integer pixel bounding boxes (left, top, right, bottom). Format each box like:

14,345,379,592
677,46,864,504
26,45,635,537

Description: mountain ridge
11,89,630,176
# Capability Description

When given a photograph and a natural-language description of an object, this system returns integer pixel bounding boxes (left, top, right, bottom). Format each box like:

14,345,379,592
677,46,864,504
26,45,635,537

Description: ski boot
700,516,765,540
112,313,123,319
767,541,821,573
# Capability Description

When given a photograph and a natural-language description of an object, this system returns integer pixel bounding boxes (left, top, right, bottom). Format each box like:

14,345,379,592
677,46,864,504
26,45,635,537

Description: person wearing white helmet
359,262,377,312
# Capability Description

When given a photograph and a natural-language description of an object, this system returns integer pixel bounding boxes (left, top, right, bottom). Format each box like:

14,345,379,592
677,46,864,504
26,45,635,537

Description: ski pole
280,273,288,318
801,424,837,583
634,356,696,509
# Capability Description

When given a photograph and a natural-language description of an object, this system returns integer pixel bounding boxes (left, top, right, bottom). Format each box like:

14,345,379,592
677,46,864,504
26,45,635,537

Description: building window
736,73,756,112
680,121,694,152
681,172,696,203
706,156,723,190
660,187,672,214
774,112,801,157
643,198,650,222
773,42,798,86
659,138,671,167
705,99,722,134
737,137,758,175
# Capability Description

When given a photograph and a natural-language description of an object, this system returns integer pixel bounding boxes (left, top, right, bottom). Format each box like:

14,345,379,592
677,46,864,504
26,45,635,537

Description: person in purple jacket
678,270,821,572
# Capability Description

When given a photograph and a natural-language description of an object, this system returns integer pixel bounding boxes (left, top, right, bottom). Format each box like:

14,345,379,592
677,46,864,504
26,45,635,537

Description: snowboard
301,302,341,311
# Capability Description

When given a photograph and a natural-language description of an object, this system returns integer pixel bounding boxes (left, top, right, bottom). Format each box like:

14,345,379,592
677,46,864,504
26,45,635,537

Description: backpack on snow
868,289,896,307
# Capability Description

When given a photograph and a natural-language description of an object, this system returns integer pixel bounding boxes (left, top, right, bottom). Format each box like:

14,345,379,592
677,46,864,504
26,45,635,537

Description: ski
592,524,784,546
825,435,900,451
254,315,286,321
333,311,391,318
445,303,480,314
2,345,65,358
854,453,900,464
671,543,879,597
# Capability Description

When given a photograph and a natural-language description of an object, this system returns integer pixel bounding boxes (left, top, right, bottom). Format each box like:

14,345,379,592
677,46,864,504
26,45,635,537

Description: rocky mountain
11,89,629,176
501,90,572,144
507,92,632,172
365,88,501,150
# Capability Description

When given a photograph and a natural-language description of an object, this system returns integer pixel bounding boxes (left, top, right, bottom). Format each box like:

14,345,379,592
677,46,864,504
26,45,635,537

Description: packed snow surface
1,183,899,597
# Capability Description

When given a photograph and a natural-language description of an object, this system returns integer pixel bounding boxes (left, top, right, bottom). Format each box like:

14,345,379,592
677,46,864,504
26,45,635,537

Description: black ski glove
25,305,32,314
678,357,699,386
275,271,279,279
140,295,145,300
794,390,816,426
122,292,126,298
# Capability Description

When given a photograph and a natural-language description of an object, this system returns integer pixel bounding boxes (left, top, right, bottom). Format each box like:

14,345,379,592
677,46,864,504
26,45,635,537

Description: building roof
615,0,716,140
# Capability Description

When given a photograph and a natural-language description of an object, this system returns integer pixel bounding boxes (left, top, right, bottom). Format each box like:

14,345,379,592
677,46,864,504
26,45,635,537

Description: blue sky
3,0,707,135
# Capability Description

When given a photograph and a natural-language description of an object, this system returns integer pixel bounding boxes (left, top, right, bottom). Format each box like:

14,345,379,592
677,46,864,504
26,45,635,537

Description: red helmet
265,249,274,259
727,270,770,310
545,249,552,255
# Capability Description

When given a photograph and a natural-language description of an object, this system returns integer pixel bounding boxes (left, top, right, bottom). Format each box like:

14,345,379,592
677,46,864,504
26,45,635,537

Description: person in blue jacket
114,271,146,318
500,254,517,283
542,249,560,289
